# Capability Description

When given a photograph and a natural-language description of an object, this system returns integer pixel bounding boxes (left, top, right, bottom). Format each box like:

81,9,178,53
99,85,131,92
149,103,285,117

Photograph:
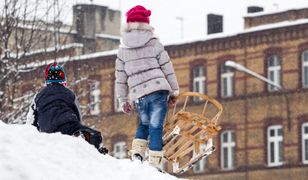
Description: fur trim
123,22,154,32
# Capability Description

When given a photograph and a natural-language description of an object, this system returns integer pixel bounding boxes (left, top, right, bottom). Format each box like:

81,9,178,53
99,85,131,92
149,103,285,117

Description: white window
113,141,127,159
192,66,206,101
221,131,235,170
267,125,283,166
267,55,281,91
220,64,234,97
89,80,100,115
193,143,207,173
302,122,308,164
302,50,308,88
114,85,121,112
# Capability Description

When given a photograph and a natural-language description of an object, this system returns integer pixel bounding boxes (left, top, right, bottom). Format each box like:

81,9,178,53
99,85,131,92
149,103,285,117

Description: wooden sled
162,92,223,174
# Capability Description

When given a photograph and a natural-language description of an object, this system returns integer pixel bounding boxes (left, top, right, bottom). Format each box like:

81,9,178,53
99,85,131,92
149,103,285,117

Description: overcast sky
72,0,308,44
3,0,308,44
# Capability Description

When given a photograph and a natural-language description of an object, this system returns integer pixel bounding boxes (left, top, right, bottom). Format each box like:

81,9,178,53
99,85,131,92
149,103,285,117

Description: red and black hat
44,62,67,85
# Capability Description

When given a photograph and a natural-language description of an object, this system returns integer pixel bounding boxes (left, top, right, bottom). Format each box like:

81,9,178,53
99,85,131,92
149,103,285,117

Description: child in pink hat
115,5,179,170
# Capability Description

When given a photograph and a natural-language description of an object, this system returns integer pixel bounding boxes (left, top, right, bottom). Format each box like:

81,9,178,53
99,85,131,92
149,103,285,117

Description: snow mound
0,122,180,180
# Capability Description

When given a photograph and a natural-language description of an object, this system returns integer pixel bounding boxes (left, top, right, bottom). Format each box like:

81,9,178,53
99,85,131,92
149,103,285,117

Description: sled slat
201,100,208,116
162,92,223,174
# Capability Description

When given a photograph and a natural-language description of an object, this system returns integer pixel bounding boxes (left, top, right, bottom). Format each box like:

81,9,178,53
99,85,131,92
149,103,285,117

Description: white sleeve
26,95,36,125
74,97,82,121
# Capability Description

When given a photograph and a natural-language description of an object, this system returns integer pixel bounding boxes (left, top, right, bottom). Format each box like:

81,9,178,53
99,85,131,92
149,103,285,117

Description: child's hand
168,96,177,107
121,102,133,114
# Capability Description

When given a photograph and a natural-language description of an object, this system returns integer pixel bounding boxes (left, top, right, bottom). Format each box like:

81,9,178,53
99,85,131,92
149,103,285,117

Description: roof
95,34,121,40
20,18,308,70
20,49,118,70
165,18,308,46
244,6,308,18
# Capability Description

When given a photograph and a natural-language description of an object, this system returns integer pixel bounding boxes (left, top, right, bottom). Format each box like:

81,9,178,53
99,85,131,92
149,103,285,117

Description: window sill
220,167,235,171
267,162,283,168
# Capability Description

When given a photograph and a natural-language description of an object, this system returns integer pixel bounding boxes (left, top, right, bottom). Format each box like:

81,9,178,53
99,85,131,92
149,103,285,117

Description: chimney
72,4,121,53
73,4,121,38
247,6,264,13
207,14,223,35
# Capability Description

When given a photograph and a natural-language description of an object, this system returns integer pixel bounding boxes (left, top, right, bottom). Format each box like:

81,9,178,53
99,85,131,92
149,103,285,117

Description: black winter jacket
34,83,83,135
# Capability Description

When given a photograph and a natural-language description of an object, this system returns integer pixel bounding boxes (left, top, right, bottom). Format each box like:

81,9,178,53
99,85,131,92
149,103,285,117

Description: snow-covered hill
0,122,180,180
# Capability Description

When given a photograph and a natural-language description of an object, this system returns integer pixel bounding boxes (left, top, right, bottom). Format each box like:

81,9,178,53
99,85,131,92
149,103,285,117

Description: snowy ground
0,122,180,180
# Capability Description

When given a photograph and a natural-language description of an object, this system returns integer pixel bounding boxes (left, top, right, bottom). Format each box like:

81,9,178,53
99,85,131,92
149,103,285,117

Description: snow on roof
25,43,84,56
243,18,308,33
244,6,308,18
75,49,118,60
21,49,118,70
73,1,120,11
95,34,121,40
2,43,84,59
165,18,308,46
17,23,77,34
0,122,178,180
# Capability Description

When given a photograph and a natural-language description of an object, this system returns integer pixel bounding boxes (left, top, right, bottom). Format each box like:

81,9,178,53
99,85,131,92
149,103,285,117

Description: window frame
220,130,235,170
220,63,234,98
192,65,206,94
193,143,208,173
89,80,101,115
301,50,308,88
114,84,121,112
302,122,308,164
192,65,206,101
267,125,283,167
267,55,281,92
113,141,127,159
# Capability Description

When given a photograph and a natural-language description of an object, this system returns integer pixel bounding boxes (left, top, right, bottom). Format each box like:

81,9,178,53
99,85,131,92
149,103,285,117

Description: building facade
17,7,308,180
1,4,121,59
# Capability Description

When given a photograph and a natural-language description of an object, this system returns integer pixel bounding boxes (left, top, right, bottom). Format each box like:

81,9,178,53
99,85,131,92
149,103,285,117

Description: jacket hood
120,22,155,48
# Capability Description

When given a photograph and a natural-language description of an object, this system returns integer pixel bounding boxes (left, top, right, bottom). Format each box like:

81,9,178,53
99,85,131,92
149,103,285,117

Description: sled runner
162,92,223,174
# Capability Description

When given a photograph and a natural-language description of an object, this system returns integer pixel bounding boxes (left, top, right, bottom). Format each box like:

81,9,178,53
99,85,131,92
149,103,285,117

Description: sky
2,0,308,44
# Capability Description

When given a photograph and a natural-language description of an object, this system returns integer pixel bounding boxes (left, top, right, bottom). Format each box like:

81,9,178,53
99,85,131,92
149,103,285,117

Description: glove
168,96,177,107
74,128,109,154
121,102,133,114
98,144,109,155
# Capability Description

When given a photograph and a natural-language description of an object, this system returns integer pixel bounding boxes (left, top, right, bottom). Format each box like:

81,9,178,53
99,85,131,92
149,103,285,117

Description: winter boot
130,139,148,162
149,150,164,172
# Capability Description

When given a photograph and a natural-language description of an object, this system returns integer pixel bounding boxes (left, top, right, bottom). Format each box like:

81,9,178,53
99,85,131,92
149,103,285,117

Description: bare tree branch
0,0,79,124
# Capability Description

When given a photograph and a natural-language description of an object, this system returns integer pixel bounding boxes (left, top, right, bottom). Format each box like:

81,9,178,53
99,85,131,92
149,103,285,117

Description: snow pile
0,122,180,180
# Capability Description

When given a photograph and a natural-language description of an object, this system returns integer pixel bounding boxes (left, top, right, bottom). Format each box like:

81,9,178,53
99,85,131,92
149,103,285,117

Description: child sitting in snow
115,5,179,169
27,62,108,154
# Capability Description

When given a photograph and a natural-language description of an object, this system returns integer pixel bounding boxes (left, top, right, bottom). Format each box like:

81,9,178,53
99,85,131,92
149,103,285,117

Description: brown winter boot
149,150,164,171
130,139,148,162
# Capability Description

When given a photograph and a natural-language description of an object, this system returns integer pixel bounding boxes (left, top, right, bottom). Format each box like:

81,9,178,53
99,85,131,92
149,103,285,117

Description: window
220,64,234,97
267,55,281,91
267,125,283,166
89,80,100,115
114,84,121,112
113,141,127,159
221,131,235,170
193,143,207,173
302,50,308,88
192,65,206,101
302,122,308,164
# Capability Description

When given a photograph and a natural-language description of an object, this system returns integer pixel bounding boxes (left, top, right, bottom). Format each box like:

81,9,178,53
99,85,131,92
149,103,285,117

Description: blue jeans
135,90,169,151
